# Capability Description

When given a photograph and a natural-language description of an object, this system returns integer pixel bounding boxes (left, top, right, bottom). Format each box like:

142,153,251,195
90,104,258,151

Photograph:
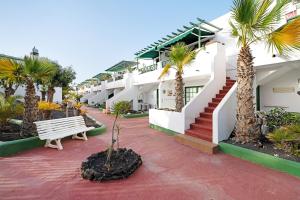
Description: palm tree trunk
47,87,55,102
44,87,55,119
4,83,16,99
21,80,39,136
41,91,46,101
235,46,259,143
175,71,184,112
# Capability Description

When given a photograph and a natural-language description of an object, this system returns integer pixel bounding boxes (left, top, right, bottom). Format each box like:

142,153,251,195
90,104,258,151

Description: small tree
158,42,196,112
0,94,24,130
105,101,131,169
46,65,76,103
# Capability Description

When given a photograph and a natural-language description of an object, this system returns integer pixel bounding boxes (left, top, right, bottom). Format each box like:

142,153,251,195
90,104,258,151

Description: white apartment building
79,1,300,147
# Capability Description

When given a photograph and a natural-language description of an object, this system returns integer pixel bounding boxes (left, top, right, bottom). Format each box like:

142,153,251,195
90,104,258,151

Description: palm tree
21,56,56,136
230,0,300,142
0,56,57,135
159,42,196,112
0,58,23,99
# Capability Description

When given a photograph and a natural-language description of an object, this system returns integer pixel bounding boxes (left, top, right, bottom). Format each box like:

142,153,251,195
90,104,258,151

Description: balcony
138,64,158,74
106,78,125,89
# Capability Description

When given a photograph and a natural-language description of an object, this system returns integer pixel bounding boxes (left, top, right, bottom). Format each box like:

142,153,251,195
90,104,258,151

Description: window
185,86,203,104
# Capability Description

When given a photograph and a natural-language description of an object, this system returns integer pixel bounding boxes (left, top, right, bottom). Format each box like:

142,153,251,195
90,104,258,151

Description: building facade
79,1,300,145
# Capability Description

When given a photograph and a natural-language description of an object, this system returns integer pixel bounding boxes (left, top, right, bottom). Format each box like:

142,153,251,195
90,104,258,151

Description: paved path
0,107,299,200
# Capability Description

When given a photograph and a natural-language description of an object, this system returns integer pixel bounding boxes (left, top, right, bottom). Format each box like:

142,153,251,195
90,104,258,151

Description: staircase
175,77,236,154
185,77,236,142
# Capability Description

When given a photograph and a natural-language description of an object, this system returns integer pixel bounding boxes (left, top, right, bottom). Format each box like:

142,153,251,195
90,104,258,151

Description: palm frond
0,58,23,82
23,56,57,83
231,0,257,26
158,63,172,79
253,0,289,33
181,50,196,70
158,42,197,79
267,17,300,55
230,0,289,46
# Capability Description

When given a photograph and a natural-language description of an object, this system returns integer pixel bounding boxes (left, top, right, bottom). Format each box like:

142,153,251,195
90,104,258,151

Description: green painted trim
0,136,45,157
0,125,107,157
149,123,178,136
86,125,107,136
219,142,300,178
122,113,149,118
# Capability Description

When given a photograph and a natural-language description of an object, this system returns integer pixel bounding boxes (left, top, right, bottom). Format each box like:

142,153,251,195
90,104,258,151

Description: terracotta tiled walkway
0,107,299,200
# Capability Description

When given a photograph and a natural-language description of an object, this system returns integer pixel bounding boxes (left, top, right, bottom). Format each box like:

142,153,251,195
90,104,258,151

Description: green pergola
135,18,222,59
105,60,137,72
92,72,112,81
78,78,99,87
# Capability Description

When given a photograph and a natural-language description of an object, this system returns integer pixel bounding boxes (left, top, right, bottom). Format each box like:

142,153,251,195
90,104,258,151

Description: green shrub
112,101,131,115
0,95,24,127
98,102,106,109
266,108,300,131
267,125,300,157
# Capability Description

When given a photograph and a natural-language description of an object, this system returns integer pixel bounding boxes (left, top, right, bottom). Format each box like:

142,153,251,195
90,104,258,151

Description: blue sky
0,0,232,83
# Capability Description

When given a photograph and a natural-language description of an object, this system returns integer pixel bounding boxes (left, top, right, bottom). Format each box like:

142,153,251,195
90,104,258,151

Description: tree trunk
235,46,259,143
4,84,16,99
44,87,55,119
41,91,46,101
175,71,184,112
105,113,118,169
21,80,39,136
47,87,55,102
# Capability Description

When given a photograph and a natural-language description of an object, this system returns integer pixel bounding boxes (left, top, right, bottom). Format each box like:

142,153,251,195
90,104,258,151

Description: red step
219,89,229,95
205,107,215,113
212,97,222,103
195,117,212,125
226,80,235,84
200,112,212,119
223,86,232,90
190,123,212,131
216,93,225,98
185,129,212,142
208,102,218,108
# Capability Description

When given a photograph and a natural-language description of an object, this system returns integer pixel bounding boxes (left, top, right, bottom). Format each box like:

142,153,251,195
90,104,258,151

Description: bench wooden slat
37,126,93,136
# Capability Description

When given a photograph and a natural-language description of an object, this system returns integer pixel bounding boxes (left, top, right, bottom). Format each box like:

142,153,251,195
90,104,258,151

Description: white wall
213,83,237,144
158,78,209,109
0,85,62,102
260,68,300,112
149,109,185,134
210,5,300,78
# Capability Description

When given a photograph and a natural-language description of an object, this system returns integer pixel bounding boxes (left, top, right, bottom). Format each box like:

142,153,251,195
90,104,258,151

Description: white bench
34,116,95,150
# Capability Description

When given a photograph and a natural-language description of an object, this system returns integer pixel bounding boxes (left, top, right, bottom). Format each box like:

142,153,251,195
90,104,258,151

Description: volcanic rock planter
81,148,142,181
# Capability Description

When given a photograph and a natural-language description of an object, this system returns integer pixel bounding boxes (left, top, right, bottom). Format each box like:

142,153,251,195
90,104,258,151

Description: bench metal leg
72,132,88,141
44,139,63,150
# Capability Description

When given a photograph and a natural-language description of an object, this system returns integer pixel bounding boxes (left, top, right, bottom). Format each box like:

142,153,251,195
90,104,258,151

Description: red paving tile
0,107,300,200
